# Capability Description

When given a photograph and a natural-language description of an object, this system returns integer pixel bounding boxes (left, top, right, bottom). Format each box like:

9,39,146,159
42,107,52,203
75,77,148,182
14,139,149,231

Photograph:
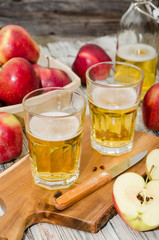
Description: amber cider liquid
88,87,138,148
26,111,82,186
116,43,158,99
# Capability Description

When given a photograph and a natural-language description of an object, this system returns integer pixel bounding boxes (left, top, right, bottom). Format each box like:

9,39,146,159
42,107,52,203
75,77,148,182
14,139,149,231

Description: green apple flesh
113,172,159,231
146,149,159,180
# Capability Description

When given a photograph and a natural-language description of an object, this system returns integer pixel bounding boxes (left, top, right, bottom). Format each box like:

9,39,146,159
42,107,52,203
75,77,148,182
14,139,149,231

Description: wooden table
1,35,159,240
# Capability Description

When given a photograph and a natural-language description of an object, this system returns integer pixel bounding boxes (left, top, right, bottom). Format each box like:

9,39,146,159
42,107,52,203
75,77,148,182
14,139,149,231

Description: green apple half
146,149,159,180
113,172,159,231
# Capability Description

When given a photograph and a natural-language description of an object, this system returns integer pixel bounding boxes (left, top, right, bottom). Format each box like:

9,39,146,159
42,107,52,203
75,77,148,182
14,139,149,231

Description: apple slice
113,172,159,231
146,149,159,180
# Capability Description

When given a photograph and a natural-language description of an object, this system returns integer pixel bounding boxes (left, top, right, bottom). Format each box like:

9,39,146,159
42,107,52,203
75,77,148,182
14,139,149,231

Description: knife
54,150,148,210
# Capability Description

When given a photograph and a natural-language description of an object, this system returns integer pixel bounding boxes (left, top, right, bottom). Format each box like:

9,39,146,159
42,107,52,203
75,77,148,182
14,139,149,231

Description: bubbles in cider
27,111,82,189
89,87,138,149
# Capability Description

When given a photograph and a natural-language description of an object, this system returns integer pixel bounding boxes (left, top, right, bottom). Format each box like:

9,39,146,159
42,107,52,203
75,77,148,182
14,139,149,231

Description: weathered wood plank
0,15,121,36
0,0,132,16
0,0,158,37
0,0,131,36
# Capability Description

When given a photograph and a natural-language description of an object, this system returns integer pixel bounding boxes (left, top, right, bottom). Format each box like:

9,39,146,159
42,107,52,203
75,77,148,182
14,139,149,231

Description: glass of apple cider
86,61,144,156
23,87,86,190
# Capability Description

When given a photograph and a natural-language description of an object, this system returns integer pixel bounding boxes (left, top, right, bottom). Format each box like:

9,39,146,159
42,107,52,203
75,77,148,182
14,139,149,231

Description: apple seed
137,192,153,204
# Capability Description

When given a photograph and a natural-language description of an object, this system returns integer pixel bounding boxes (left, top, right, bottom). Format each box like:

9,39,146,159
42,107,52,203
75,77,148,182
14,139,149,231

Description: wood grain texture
0,0,158,37
0,116,159,240
54,172,113,210
0,0,132,36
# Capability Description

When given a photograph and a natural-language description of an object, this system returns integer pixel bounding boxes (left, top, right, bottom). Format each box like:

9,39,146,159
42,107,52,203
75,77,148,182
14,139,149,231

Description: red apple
142,83,159,131
0,57,39,105
33,64,71,88
72,43,112,84
0,112,23,163
0,25,40,65
113,172,159,231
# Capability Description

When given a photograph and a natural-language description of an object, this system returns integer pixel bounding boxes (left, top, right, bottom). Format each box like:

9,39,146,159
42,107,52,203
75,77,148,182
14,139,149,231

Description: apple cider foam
29,111,80,141
89,87,138,155
27,112,82,190
92,87,137,110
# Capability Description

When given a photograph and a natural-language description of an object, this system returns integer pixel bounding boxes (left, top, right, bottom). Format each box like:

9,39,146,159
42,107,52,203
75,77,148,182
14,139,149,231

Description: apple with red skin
0,25,40,65
72,43,112,84
0,112,23,163
33,64,71,88
0,57,39,105
142,83,159,131
113,172,159,231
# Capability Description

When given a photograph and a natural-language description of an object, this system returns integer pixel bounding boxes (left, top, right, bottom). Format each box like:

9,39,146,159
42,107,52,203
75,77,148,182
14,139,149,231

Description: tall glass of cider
23,87,86,190
86,62,144,156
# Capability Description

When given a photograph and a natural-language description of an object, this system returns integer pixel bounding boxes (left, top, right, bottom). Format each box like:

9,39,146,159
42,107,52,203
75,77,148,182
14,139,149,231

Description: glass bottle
116,0,159,99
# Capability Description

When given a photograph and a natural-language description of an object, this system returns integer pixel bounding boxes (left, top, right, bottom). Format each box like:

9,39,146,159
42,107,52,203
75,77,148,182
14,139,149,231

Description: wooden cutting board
0,117,159,240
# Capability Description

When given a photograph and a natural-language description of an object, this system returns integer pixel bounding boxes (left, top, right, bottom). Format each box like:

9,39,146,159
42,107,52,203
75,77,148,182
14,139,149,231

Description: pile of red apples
0,25,72,106
0,24,113,106
0,24,112,164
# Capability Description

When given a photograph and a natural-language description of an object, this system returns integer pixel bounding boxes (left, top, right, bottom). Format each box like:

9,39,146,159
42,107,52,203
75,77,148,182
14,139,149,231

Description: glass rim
22,87,86,118
86,61,144,88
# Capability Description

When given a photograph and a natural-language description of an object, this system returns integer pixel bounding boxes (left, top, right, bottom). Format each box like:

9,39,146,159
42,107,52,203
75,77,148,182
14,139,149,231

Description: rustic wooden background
0,0,158,45
0,0,131,37
0,0,145,38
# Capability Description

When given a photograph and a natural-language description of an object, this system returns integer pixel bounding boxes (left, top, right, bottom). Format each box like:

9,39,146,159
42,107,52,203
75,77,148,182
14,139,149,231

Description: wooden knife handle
54,172,112,210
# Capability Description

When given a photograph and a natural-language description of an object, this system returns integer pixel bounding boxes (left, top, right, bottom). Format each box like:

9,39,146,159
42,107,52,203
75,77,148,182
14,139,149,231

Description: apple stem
67,54,75,58
146,164,155,183
46,56,50,68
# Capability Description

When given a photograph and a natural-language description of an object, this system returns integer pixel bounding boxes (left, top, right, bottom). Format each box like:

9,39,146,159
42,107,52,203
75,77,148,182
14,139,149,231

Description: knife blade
54,150,148,210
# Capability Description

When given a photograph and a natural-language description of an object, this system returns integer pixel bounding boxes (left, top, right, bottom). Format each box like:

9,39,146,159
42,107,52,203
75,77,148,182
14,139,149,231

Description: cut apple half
113,172,159,231
146,149,159,180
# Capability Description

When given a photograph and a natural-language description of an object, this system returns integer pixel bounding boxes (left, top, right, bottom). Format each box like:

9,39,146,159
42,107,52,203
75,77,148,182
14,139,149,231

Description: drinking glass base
91,140,133,156
33,172,79,190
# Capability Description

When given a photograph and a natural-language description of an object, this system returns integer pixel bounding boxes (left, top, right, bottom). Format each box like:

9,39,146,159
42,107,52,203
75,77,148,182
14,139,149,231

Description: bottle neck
133,0,159,22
